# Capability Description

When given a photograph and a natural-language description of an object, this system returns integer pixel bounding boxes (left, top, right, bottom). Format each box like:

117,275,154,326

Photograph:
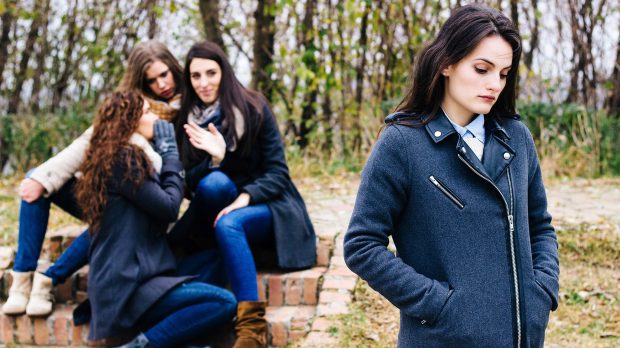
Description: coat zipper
429,175,465,209
457,155,521,347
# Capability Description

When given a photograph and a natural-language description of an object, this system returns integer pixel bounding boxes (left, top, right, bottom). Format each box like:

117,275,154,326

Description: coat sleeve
185,155,218,192
523,126,560,310
344,125,452,324
115,156,185,223
241,105,289,204
29,126,93,196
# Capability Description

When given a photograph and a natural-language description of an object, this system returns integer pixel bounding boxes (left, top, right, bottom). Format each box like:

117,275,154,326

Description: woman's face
145,60,176,100
441,35,513,124
189,58,222,105
137,99,159,140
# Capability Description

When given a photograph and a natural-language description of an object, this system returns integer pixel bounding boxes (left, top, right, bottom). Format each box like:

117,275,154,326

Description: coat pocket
428,175,465,209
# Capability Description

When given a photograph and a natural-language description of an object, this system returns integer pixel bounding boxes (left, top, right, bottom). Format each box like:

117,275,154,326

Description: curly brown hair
76,91,153,233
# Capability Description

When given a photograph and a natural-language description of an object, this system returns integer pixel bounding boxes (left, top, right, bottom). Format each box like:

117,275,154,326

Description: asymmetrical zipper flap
429,175,465,209
457,154,522,348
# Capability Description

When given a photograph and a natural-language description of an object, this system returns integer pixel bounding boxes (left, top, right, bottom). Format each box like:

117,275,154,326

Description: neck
440,103,475,127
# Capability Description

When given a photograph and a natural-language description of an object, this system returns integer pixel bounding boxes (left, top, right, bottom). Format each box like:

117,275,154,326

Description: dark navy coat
183,103,316,269
344,111,560,347
87,153,189,340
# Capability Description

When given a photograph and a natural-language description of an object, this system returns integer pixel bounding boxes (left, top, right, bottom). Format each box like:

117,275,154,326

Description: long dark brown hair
76,91,153,233
176,41,265,166
117,40,183,101
394,4,522,125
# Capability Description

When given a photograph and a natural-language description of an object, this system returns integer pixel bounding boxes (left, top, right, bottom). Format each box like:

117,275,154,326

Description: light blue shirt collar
443,111,486,144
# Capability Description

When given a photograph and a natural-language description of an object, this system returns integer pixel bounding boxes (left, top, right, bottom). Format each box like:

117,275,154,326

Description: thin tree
251,0,275,101
199,0,225,48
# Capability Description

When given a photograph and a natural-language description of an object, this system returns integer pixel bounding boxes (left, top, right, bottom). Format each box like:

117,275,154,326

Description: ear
441,65,452,77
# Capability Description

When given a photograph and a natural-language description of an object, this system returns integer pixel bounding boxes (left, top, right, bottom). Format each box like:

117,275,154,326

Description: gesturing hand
214,192,251,227
19,178,45,203
184,122,226,165
153,120,179,160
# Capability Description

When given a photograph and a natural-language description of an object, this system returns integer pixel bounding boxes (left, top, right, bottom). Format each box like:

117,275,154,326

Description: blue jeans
139,281,236,348
169,172,274,301
13,174,89,285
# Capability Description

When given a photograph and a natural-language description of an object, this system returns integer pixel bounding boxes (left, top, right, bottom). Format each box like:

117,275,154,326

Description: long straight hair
176,41,265,165
117,41,183,101
394,4,522,124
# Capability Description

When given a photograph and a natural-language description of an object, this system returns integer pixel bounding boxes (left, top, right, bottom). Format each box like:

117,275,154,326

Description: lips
160,89,173,98
479,95,496,102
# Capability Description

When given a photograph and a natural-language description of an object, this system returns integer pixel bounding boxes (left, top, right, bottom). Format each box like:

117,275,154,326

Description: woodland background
0,0,618,176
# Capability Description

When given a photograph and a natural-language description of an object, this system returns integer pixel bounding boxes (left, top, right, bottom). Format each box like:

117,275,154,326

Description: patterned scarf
147,94,181,122
188,100,222,127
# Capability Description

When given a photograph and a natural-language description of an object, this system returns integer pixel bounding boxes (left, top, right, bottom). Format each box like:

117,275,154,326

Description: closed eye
475,67,487,74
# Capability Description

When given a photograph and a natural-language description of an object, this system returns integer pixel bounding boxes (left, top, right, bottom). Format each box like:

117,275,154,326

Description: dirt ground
330,177,620,348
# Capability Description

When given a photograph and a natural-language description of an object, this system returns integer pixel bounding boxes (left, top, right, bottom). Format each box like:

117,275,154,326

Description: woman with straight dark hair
171,41,315,348
344,4,559,347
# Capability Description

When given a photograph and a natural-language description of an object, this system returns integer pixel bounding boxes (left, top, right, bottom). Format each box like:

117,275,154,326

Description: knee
214,214,243,240
195,172,235,200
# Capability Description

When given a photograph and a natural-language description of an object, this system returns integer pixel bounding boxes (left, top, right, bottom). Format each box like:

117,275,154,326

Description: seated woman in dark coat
171,41,316,348
74,91,236,347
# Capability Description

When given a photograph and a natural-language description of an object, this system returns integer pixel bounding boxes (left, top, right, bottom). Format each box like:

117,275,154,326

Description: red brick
269,321,287,347
311,317,332,332
317,301,349,316
256,274,266,302
315,242,331,267
53,317,69,345
322,275,356,291
319,290,352,304
326,266,355,277
290,306,315,330
15,314,33,344
302,275,318,305
304,331,336,346
33,318,50,344
289,329,306,343
285,276,302,305
1,315,14,344
55,278,73,303
72,323,87,345
267,275,283,306
47,237,63,260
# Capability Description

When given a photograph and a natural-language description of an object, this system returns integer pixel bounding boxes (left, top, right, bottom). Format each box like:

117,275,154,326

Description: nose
157,78,167,89
199,76,210,88
487,74,502,92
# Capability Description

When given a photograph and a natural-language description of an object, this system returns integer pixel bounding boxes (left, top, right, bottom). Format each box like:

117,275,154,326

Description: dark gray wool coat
183,103,316,269
344,111,560,348
87,153,189,340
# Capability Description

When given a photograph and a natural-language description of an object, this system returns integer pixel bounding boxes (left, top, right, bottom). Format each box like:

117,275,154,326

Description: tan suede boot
2,270,33,315
26,272,54,316
233,301,268,348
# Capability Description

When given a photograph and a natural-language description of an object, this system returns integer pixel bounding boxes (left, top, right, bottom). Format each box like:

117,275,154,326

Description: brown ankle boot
233,301,268,348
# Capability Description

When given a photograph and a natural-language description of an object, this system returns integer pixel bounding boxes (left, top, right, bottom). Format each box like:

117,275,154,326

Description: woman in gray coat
344,5,559,348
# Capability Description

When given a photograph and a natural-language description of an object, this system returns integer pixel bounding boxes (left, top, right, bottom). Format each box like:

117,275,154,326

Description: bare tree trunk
51,0,80,112
251,0,275,101
199,0,224,48
8,0,45,114
606,24,620,116
30,0,51,113
145,0,159,39
297,0,318,150
523,0,539,70
0,0,17,89
352,2,370,153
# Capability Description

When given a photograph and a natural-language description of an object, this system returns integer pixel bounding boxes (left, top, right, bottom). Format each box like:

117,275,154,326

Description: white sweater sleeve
29,126,93,196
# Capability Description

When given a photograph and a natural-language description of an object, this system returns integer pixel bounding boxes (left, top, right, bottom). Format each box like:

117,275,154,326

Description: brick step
0,303,317,347
1,266,326,310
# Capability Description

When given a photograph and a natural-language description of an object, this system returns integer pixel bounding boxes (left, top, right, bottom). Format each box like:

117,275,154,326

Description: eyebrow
474,58,512,70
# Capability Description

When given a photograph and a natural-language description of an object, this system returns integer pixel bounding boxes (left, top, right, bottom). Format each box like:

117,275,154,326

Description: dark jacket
344,111,560,348
87,152,189,340
183,103,316,269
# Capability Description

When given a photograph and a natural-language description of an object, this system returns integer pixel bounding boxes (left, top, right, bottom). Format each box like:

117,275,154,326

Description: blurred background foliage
0,0,618,177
